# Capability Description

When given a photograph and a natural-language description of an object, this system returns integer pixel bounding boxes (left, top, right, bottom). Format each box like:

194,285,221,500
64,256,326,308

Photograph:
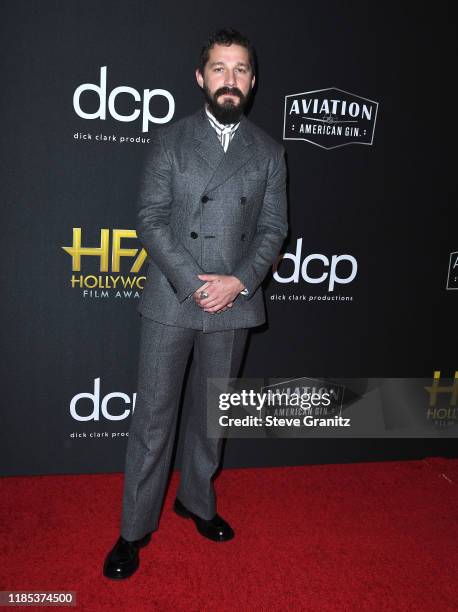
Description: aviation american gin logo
283,87,378,149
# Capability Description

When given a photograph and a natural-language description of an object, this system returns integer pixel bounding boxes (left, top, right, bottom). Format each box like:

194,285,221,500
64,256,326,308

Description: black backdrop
1,1,456,476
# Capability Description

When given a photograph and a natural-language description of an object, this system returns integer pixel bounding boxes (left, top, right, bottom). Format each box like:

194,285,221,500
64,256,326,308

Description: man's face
196,43,255,124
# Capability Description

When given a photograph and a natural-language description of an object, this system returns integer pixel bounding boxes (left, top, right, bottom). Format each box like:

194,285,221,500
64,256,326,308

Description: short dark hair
198,28,257,76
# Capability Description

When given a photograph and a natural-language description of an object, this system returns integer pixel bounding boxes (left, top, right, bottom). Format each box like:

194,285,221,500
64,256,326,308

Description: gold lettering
62,228,110,271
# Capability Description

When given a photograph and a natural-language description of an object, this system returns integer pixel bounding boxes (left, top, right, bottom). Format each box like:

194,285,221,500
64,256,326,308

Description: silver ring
200,290,209,299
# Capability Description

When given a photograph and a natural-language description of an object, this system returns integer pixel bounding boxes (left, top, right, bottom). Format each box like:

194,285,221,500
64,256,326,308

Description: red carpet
1,459,458,611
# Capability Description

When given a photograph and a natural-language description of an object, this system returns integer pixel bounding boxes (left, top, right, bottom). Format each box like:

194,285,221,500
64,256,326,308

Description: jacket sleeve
231,145,288,299
136,129,205,303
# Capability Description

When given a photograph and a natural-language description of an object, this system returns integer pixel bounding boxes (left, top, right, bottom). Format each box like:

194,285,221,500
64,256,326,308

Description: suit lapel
193,107,225,171
192,106,256,195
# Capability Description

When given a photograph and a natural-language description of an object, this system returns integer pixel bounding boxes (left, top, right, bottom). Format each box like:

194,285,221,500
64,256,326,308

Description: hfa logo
61,228,147,298
424,371,458,427
446,251,458,290
283,87,378,149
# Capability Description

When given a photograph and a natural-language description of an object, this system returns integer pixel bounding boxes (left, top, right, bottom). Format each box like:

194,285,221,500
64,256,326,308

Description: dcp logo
273,238,358,291
70,378,136,421
73,66,175,132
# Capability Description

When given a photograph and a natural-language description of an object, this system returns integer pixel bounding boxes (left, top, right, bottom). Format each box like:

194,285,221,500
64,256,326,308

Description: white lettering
73,67,175,132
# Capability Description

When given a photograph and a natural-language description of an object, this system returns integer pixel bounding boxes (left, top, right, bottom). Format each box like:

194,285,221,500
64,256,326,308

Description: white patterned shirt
205,106,240,152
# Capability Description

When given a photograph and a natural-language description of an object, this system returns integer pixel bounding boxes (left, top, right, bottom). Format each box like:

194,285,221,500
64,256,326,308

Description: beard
202,83,251,124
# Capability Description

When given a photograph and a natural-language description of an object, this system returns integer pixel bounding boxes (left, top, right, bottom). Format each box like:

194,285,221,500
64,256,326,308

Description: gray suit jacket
136,105,288,333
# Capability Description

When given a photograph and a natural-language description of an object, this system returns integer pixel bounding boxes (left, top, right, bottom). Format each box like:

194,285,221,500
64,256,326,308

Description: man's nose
224,70,236,86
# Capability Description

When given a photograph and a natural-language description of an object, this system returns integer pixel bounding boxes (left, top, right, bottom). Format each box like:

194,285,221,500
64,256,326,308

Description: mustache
215,87,244,99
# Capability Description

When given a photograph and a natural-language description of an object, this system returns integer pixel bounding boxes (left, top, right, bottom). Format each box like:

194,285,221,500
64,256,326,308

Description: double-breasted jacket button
240,196,247,205
241,233,246,241
190,231,198,239
201,195,210,203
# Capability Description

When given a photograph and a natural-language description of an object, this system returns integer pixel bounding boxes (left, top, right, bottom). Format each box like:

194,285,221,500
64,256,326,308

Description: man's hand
193,274,245,314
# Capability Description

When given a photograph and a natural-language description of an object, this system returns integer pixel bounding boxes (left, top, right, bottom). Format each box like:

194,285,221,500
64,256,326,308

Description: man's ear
195,68,204,88
251,74,256,89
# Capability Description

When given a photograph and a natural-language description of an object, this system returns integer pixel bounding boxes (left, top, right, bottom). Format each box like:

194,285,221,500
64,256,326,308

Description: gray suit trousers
120,315,249,541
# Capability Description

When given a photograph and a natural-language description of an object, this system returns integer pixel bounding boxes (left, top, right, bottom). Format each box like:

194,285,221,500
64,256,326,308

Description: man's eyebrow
208,61,250,67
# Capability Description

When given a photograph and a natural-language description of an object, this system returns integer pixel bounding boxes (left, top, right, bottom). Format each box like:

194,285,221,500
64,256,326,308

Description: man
103,27,288,580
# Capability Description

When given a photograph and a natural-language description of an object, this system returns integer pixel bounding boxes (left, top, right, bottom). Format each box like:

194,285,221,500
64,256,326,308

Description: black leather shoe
173,498,234,542
103,532,152,580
